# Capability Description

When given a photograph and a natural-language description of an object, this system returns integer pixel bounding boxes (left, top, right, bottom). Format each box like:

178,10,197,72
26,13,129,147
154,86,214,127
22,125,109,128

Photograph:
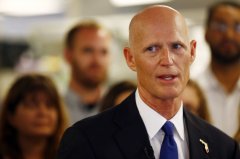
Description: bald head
123,5,196,116
129,5,189,48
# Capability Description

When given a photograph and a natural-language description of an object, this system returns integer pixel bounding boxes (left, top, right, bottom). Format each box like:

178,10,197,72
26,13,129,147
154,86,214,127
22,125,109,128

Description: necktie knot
162,121,174,136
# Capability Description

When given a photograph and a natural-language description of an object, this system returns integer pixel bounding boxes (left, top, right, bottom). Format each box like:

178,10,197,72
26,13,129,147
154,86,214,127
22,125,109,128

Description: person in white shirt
57,5,240,159
196,1,240,137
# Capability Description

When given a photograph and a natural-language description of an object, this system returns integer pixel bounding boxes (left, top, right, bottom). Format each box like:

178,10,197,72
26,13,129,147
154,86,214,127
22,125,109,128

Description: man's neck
138,89,182,120
69,79,102,104
211,60,240,93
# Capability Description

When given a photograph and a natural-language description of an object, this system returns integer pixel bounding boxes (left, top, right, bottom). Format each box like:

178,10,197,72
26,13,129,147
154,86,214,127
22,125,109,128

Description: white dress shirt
195,67,240,137
135,90,189,159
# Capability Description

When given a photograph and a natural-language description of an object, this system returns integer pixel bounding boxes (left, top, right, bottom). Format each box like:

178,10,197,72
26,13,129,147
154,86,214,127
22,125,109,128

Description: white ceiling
0,0,239,39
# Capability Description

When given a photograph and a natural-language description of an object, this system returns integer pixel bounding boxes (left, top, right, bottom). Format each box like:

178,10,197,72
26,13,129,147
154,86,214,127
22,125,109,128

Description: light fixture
110,0,172,7
0,0,63,16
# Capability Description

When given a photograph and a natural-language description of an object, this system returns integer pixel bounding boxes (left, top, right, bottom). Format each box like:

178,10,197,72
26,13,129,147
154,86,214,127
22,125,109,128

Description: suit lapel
184,109,211,159
113,93,155,159
112,93,214,159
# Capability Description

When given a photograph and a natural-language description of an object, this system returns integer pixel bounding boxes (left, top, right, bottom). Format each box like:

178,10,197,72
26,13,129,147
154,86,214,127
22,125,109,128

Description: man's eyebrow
82,47,94,51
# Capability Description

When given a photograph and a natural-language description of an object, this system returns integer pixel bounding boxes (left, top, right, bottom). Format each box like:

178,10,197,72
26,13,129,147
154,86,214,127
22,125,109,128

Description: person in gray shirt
63,20,111,124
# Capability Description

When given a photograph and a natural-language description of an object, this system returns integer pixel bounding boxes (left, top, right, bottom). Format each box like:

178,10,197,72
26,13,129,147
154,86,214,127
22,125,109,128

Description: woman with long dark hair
0,74,68,159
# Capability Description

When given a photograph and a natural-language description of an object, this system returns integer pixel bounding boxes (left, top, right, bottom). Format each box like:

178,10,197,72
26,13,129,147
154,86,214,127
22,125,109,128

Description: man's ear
123,47,136,71
190,40,197,64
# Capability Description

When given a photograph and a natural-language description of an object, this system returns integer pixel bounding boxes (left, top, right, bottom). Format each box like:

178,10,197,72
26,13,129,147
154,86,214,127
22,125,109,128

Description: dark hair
0,74,68,159
99,81,136,112
206,1,240,27
65,20,110,49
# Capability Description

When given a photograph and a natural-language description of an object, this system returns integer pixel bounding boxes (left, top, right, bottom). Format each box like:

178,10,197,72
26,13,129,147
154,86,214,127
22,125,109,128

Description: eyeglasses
209,21,240,34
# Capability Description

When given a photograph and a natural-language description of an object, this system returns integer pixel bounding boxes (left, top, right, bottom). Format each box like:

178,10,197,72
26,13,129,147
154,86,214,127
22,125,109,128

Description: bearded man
64,20,111,124
196,1,240,137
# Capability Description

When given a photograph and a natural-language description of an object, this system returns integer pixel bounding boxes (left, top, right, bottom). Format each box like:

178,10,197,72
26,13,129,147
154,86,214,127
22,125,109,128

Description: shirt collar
135,89,185,141
170,103,185,140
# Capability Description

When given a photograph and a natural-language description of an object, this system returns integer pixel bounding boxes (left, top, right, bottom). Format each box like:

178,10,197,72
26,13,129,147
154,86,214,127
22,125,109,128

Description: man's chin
82,79,105,89
156,91,180,100
214,56,240,65
212,50,240,65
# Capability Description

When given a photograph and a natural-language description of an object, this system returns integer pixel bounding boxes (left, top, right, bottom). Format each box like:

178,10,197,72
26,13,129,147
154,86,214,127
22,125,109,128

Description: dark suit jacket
57,92,240,159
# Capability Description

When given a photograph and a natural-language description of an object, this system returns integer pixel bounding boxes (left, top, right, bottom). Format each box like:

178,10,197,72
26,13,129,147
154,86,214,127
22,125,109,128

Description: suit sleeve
56,126,96,159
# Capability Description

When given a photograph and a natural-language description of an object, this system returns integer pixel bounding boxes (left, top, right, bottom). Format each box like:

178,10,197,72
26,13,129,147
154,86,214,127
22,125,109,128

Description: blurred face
182,86,200,115
206,5,240,64
66,28,111,88
124,8,196,103
9,92,58,138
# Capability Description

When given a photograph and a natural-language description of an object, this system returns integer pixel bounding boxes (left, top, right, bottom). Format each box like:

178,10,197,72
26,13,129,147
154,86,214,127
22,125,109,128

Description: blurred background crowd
0,0,218,97
0,0,239,158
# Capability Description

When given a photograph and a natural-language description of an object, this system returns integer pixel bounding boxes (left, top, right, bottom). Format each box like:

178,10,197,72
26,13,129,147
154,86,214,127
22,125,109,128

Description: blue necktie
159,121,178,159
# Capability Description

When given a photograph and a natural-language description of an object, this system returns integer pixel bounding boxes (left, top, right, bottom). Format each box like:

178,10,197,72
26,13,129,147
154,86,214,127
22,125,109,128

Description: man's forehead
130,6,180,26
212,6,240,19
129,6,189,42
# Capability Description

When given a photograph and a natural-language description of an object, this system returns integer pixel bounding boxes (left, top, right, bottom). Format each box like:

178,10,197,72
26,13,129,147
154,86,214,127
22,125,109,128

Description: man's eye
210,21,227,32
146,46,158,52
82,47,94,53
172,43,182,49
101,49,109,55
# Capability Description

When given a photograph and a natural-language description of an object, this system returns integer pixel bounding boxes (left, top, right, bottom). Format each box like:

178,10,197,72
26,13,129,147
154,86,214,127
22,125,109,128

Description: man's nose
93,51,102,61
159,47,174,66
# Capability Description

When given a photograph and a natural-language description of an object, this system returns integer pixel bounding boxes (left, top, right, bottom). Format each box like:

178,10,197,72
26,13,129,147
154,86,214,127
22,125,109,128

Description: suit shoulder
186,111,236,144
186,111,240,158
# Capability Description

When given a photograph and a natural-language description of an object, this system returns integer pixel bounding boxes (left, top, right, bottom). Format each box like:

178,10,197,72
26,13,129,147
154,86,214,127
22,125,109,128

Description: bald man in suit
57,5,240,159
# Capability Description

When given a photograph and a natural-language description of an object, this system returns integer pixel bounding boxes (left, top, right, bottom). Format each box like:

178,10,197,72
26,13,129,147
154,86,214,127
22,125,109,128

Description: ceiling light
110,0,172,7
0,0,63,16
